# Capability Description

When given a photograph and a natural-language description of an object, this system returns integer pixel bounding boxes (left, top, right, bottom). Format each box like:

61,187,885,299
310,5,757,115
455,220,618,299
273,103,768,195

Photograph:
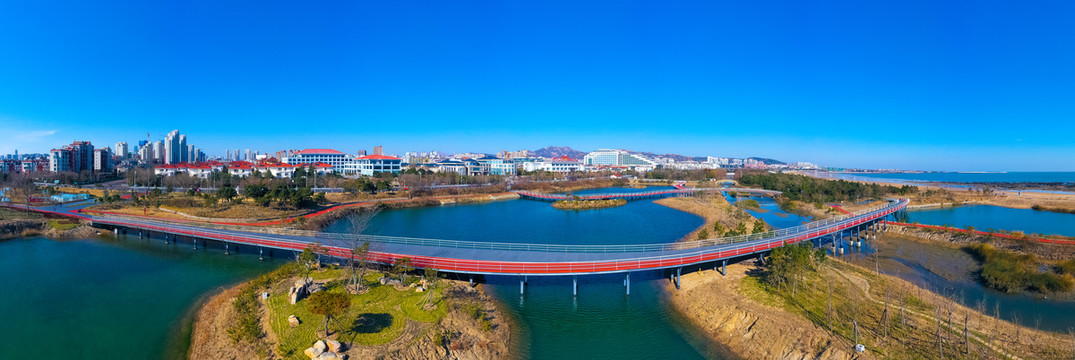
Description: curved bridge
514,187,781,201
3,197,908,278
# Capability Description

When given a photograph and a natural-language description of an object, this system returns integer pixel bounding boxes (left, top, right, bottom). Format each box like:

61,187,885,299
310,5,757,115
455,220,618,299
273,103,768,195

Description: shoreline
189,268,516,360
653,195,762,242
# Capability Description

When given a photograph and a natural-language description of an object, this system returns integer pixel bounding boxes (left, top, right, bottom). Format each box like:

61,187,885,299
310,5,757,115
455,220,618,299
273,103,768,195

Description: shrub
967,244,1074,293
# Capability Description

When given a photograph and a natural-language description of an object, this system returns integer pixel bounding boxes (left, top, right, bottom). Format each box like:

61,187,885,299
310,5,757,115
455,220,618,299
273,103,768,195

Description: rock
304,346,323,359
316,352,341,360
290,290,300,305
415,286,425,293
325,339,343,352
313,340,327,352
288,315,301,327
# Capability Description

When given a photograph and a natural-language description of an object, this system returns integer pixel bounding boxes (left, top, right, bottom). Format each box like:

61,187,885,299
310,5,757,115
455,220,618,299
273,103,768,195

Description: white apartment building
283,149,352,171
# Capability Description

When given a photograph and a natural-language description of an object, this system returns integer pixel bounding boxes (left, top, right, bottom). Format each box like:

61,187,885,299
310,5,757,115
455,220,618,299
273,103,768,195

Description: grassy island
552,198,627,210
189,250,513,360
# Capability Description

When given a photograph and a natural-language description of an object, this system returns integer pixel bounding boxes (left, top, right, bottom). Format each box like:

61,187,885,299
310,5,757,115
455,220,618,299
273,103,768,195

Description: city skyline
3,1,1075,171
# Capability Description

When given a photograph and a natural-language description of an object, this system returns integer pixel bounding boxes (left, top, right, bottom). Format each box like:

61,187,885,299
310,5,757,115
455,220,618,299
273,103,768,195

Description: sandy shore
189,271,515,360
654,195,762,242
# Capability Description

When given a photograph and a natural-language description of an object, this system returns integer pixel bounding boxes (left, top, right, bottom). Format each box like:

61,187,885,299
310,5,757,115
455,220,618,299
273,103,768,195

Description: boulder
313,340,327,352
289,290,300,305
325,339,343,352
304,346,323,359
288,315,301,327
316,352,341,360
415,286,425,293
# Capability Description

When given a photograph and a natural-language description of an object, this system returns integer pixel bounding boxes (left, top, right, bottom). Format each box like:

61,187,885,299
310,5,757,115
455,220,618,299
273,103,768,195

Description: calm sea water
0,235,278,359
854,204,1075,331
826,171,1075,184
325,187,725,359
908,204,1075,237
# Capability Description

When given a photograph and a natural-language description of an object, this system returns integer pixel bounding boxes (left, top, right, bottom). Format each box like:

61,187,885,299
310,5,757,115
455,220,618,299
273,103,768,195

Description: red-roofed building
227,161,256,178
283,149,350,172
256,162,297,178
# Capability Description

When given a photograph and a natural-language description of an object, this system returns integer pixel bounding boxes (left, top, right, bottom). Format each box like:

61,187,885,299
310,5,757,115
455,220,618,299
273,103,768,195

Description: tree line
737,171,917,203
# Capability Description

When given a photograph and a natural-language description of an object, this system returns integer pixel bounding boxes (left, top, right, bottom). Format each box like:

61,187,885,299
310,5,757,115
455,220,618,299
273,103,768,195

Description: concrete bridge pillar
674,268,681,289
225,242,230,255
572,276,578,297
193,239,198,250
259,247,264,261
719,260,727,276
625,273,631,295
520,278,525,295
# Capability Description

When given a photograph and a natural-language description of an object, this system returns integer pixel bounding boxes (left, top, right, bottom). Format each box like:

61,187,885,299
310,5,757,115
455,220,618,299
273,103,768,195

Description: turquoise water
325,188,727,359
857,204,1075,331
828,171,1075,184
884,256,1075,332
0,235,279,359
908,204,1075,237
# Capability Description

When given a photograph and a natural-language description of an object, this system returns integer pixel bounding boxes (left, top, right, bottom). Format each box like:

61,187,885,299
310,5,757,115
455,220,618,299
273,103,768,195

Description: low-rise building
351,155,402,176
283,149,352,171
522,158,582,173
582,149,657,169
432,160,466,174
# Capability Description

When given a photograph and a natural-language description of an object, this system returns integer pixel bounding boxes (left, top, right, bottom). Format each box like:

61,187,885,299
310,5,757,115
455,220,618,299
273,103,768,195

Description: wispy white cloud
0,126,59,154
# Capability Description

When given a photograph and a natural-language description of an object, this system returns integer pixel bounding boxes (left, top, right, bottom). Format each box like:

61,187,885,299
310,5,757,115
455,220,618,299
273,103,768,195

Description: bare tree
937,305,945,358
827,278,834,332
346,207,380,293
899,288,906,329
964,312,970,356
880,286,890,345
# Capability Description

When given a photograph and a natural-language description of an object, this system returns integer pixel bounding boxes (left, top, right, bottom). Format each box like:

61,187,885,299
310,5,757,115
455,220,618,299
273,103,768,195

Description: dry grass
672,258,1075,360
655,195,761,241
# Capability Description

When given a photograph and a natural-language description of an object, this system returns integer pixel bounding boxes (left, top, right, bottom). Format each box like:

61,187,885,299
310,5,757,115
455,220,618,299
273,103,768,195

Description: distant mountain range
531,146,786,165
533,146,587,159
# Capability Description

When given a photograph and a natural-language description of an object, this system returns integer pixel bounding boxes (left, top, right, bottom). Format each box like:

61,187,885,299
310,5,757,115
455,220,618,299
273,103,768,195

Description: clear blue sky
2,0,1073,171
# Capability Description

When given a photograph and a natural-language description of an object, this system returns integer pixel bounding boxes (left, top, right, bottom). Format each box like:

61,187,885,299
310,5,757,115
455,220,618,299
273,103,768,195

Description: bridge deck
5,196,906,276
514,187,781,201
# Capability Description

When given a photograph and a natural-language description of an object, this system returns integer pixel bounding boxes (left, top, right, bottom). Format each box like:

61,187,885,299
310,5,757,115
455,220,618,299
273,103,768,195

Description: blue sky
1,0,1074,171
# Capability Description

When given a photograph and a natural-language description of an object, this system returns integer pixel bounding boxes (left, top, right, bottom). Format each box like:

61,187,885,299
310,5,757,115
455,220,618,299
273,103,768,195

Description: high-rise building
373,146,383,156
244,149,251,161
49,141,94,173
114,142,128,160
138,143,153,161
49,148,70,172
153,141,164,163
164,130,188,164
93,147,114,172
